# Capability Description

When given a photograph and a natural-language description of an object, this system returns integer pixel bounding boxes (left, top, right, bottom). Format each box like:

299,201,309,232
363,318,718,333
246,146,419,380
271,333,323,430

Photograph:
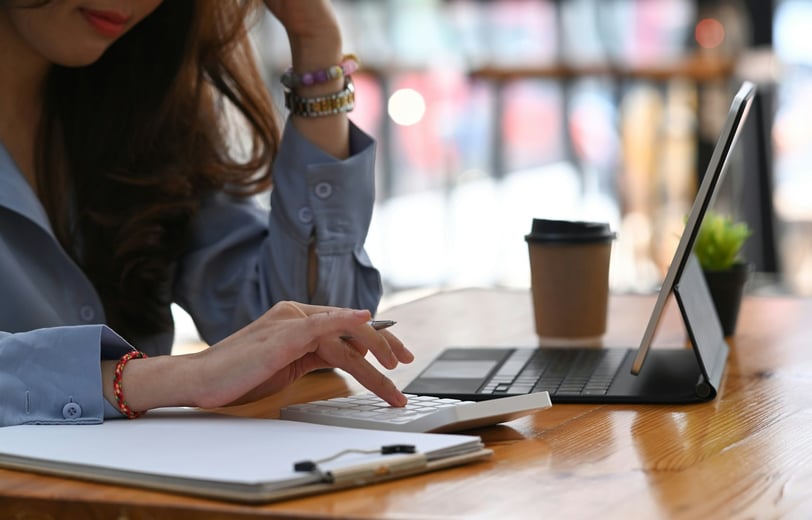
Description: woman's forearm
100,303,410,418
286,40,350,159
266,0,350,159
101,355,200,414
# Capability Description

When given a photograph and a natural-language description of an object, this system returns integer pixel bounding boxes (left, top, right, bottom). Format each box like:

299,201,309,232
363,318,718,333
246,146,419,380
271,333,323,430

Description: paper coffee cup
525,219,615,346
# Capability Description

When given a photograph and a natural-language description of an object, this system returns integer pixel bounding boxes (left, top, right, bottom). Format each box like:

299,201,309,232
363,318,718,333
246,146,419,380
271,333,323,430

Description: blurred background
248,0,811,307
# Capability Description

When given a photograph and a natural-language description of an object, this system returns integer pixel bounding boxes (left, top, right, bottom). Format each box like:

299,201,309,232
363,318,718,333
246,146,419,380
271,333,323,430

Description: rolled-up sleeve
175,119,382,344
0,326,133,427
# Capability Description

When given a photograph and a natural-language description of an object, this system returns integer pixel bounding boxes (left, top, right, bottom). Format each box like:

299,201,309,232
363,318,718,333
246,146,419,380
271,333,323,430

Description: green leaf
693,213,751,271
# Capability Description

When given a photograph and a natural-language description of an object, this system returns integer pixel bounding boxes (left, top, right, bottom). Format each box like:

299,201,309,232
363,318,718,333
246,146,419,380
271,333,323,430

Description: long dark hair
35,0,279,344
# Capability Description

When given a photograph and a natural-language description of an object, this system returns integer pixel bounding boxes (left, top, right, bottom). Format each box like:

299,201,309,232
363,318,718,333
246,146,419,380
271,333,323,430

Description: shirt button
62,402,82,419
314,181,333,199
297,206,313,224
79,305,96,322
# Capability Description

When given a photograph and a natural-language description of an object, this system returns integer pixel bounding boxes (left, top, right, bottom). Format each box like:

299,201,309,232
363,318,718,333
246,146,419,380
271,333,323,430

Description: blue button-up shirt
0,119,382,426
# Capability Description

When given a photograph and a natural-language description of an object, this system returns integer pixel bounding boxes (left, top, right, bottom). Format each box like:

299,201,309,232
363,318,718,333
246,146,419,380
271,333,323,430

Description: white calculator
280,392,552,433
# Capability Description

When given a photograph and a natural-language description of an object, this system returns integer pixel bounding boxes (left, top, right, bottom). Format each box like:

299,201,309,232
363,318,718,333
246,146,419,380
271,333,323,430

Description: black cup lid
524,218,616,244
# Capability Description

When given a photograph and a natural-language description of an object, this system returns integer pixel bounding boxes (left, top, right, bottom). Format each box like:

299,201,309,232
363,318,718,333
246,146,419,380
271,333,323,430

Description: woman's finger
337,322,405,370
320,338,407,406
264,300,356,321
350,326,414,369
379,329,414,364
299,308,372,345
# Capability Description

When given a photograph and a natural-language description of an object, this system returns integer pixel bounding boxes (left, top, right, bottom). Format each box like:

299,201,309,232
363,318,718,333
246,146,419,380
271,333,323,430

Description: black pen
340,320,396,340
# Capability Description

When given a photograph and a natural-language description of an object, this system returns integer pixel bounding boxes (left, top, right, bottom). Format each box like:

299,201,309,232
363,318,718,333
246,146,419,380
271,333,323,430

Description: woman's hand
193,301,413,408
262,0,342,68
103,301,413,413
262,0,341,44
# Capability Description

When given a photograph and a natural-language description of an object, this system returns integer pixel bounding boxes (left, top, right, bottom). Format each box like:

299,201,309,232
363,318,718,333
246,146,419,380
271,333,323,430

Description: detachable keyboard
279,392,552,433
480,348,628,397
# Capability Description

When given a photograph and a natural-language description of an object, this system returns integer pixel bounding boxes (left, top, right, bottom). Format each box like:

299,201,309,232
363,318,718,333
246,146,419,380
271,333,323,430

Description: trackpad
404,348,511,396
421,360,497,379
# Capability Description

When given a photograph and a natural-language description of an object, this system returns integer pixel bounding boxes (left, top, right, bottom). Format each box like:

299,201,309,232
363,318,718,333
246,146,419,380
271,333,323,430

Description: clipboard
0,409,491,503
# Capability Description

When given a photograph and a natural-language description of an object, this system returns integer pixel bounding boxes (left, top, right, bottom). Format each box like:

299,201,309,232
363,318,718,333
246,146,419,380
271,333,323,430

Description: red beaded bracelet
280,53,360,89
113,350,148,419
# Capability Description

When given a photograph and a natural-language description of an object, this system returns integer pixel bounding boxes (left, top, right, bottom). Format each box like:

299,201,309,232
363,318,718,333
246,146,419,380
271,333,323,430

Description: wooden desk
3,289,812,519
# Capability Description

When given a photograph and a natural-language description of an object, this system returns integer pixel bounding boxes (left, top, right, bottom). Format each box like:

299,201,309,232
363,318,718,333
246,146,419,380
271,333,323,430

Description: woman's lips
80,8,130,38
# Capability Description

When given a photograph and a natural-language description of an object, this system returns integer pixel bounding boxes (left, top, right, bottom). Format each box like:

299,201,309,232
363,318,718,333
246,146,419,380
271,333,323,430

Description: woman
0,0,411,427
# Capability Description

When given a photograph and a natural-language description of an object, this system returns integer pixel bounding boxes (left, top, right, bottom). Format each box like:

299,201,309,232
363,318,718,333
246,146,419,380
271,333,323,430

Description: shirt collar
0,141,55,236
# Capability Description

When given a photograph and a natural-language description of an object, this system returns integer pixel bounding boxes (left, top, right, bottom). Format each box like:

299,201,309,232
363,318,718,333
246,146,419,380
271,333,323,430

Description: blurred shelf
469,53,736,82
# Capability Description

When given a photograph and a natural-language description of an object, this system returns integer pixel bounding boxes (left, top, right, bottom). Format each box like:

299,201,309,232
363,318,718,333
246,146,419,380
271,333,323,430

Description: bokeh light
695,18,725,49
387,88,426,126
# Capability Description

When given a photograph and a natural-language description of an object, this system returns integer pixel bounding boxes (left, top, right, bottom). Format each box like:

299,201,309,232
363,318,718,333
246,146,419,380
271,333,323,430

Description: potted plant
693,212,752,336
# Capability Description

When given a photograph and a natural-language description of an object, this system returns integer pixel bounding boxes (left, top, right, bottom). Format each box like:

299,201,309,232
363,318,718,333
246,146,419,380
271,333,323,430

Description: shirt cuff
0,325,133,426
270,119,377,250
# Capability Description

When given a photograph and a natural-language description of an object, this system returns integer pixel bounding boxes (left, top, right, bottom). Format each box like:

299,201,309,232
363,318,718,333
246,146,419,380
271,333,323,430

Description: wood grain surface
2,288,811,519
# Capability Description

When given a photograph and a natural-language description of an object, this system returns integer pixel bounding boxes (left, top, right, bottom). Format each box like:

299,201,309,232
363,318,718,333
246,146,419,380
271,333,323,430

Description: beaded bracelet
113,350,148,419
280,53,360,89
